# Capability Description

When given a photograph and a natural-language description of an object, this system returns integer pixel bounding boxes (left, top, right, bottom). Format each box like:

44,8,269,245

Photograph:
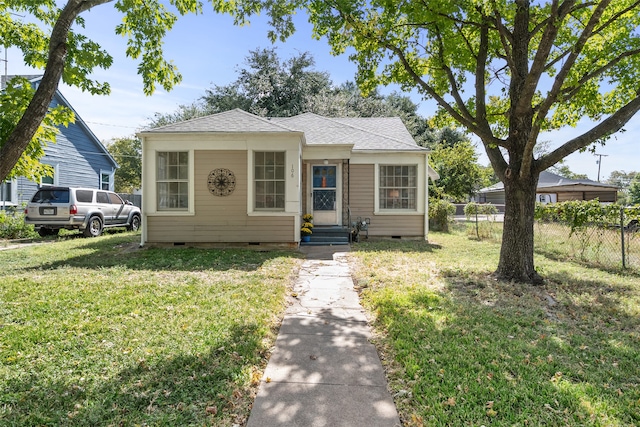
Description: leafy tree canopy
217,0,640,283
551,165,589,180
607,170,639,189
629,176,640,205
106,137,141,193
0,0,211,182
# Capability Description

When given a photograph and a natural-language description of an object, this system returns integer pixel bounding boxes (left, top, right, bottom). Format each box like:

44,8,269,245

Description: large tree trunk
0,0,111,183
496,171,543,284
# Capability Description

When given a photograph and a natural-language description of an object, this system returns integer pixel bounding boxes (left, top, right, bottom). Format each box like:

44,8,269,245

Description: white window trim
247,149,297,216
148,150,194,216
0,178,18,206
40,163,59,186
100,169,114,191
374,162,424,215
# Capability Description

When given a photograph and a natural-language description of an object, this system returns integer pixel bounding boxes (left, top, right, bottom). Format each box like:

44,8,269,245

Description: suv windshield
31,189,70,203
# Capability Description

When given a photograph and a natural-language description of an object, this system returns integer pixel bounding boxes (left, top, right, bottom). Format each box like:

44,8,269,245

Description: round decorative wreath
207,168,236,196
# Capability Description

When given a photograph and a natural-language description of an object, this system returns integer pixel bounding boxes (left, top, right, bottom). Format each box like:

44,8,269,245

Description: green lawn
0,233,300,426
351,225,640,427
3,228,639,426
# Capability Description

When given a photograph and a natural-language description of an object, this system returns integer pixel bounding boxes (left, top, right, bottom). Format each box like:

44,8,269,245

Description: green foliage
202,47,332,117
148,101,213,128
629,176,640,205
0,77,74,180
106,137,141,193
430,139,486,202
0,210,38,239
1,0,205,182
217,0,640,280
154,48,438,146
463,202,498,219
551,165,589,180
535,200,640,234
428,198,455,232
607,170,638,190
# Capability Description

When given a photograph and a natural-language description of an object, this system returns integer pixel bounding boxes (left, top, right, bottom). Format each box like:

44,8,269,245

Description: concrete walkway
247,247,401,427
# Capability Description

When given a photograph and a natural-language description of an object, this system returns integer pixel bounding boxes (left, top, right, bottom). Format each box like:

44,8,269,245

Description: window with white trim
1,180,14,204
379,165,417,210
100,170,112,190
157,151,189,210
254,151,285,210
41,172,54,186
40,163,58,186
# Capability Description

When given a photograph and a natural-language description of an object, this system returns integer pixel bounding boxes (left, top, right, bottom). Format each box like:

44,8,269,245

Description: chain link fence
535,209,640,271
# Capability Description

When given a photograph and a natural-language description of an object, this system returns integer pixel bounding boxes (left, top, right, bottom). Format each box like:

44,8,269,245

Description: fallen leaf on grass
206,406,217,415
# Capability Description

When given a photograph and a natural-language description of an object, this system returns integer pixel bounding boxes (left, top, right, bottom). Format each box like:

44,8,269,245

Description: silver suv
25,186,141,237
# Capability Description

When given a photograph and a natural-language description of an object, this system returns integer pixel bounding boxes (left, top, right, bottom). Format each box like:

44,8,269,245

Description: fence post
475,207,479,239
621,207,626,269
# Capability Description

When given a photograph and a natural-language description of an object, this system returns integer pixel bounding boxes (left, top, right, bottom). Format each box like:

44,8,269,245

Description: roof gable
2,75,118,169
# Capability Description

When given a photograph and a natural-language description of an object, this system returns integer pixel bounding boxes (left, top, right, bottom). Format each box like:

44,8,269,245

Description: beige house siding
146,150,295,243
349,164,424,237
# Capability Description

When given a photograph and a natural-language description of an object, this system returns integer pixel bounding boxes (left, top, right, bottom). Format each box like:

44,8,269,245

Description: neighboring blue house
1,75,118,208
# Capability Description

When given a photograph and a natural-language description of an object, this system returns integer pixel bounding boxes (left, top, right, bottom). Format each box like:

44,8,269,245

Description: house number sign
207,168,236,196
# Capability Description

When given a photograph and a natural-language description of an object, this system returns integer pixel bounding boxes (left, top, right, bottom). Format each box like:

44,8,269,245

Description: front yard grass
351,225,640,427
0,233,299,426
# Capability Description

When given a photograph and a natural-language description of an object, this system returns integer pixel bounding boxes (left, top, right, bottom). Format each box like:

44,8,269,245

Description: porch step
301,226,350,246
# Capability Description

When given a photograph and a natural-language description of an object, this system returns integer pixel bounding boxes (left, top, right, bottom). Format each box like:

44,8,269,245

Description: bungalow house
1,75,118,208
138,109,439,246
477,170,618,204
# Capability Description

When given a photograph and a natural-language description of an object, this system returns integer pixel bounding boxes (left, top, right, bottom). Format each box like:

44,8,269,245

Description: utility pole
595,153,608,182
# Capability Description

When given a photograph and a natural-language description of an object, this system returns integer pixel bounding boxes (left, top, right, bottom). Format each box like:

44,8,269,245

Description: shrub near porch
350,229,640,426
0,234,299,426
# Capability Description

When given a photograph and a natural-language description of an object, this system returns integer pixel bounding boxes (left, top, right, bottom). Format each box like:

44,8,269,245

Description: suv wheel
83,216,103,237
127,214,141,232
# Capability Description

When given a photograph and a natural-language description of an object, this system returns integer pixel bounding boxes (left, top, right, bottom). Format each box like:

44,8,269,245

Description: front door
311,165,339,225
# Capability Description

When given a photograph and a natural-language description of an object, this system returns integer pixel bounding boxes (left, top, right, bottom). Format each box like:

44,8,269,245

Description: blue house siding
4,78,118,206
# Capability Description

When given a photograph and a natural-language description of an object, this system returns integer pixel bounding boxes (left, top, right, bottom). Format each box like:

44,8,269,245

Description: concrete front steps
301,225,350,246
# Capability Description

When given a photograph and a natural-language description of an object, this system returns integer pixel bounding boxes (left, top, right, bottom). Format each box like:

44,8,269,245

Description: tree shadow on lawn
372,272,640,425
1,323,267,426
17,233,303,273
352,239,442,253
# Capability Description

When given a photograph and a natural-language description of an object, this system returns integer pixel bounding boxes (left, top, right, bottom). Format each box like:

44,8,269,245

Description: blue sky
4,4,638,182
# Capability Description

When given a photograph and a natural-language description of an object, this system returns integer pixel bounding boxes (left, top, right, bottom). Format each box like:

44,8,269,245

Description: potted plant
301,214,313,242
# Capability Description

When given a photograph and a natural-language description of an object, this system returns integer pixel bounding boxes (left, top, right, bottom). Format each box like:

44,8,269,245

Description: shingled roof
142,109,299,134
142,109,427,152
480,170,619,193
272,113,424,151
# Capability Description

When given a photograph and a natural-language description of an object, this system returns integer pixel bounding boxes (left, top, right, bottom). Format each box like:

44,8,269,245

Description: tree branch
433,26,476,125
529,0,611,151
556,48,640,103
0,0,113,182
515,0,575,117
535,92,640,172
